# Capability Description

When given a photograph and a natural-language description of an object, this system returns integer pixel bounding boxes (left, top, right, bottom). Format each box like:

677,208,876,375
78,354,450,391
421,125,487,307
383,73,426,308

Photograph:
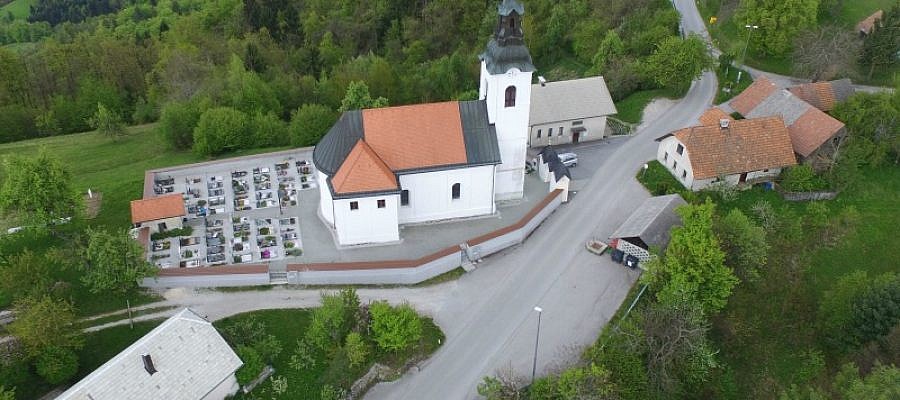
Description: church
313,0,535,246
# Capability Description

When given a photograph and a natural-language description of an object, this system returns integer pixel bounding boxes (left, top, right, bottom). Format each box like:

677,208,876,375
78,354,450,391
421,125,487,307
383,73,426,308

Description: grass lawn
0,123,289,231
635,160,691,198
716,65,753,104
0,0,35,20
214,308,444,399
616,88,682,125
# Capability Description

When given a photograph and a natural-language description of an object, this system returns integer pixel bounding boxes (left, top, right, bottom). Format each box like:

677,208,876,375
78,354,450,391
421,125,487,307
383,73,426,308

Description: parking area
527,135,630,183
146,149,315,268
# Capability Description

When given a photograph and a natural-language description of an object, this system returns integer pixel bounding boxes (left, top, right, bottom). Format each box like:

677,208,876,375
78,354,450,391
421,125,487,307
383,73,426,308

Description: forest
0,0,690,150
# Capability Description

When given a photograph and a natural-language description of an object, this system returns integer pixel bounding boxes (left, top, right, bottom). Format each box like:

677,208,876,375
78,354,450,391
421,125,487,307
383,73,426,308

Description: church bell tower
479,0,535,201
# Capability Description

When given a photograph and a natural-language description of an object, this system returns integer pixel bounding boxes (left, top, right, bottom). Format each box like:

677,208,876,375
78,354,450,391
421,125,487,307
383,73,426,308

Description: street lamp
641,163,649,179
531,306,543,384
737,24,759,83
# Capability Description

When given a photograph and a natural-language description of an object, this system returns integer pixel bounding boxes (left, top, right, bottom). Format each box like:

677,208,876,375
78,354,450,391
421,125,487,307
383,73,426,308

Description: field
699,0,898,85
0,0,35,20
0,123,288,230
616,88,683,124
214,308,444,399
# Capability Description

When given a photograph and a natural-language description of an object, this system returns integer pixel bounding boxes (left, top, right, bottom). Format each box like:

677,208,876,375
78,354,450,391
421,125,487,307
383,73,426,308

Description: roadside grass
0,0,35,20
77,305,179,329
75,319,165,380
412,266,466,287
716,65,753,104
616,88,683,125
214,308,444,399
0,123,290,231
635,160,691,199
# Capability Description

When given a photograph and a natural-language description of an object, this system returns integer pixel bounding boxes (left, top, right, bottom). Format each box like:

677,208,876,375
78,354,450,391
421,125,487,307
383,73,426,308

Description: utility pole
531,306,543,384
737,24,759,83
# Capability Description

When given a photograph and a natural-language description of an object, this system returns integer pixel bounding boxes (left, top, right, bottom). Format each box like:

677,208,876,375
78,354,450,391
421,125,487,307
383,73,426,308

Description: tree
224,55,281,116
251,111,289,147
0,250,54,302
305,291,352,350
819,271,898,351
159,99,203,149
35,346,79,384
834,362,900,400
860,5,900,79
0,386,14,400
792,25,861,81
87,102,125,139
344,332,369,367
80,228,157,294
642,200,738,314
289,103,337,147
192,107,250,156
642,34,714,92
338,81,388,112
477,366,527,400
8,296,83,357
735,0,820,56
714,208,768,282
369,301,423,352
0,150,81,224
625,302,718,396
235,345,264,385
831,91,900,167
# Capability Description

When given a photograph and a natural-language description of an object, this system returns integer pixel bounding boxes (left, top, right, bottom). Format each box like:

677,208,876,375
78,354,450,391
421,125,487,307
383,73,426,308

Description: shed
609,194,686,262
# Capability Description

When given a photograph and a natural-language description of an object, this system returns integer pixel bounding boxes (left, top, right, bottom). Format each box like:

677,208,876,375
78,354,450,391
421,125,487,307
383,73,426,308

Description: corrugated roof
130,193,185,224
529,76,617,125
729,76,778,116
459,100,502,165
610,194,687,249
788,79,855,112
331,140,399,196
672,117,798,179
698,107,733,126
56,309,242,400
363,101,468,171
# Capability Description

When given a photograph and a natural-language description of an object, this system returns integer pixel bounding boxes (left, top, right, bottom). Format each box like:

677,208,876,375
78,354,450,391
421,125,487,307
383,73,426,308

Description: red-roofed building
130,193,186,234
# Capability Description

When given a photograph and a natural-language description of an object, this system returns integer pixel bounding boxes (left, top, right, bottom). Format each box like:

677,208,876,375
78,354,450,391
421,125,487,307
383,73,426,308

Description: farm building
609,194,687,265
528,76,618,147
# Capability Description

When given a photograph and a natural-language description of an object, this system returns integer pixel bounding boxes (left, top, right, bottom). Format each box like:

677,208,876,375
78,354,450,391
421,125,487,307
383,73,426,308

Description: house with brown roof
313,0,535,246
787,79,855,112
655,116,797,191
130,193,186,234
857,9,884,36
726,77,847,170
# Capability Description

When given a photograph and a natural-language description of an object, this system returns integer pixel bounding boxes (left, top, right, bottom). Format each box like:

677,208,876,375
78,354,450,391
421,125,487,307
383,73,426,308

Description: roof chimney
538,76,547,86
719,119,730,130
141,354,157,375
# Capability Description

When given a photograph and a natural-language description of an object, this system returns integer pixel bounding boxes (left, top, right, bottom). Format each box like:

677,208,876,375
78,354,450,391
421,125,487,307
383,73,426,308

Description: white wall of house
480,62,531,201
201,373,240,400
529,116,608,148
317,170,335,227
657,136,783,191
333,194,400,246
398,165,495,224
139,216,183,234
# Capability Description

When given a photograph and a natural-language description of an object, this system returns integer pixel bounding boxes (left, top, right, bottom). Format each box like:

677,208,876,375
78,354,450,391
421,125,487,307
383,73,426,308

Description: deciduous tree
79,228,156,294
0,150,81,224
35,346,79,384
8,295,83,358
289,104,337,147
642,35,714,93
792,25,861,81
338,81,388,112
0,250,54,302
860,5,900,79
192,107,250,156
735,0,820,56
87,102,126,139
714,208,768,282
369,301,423,352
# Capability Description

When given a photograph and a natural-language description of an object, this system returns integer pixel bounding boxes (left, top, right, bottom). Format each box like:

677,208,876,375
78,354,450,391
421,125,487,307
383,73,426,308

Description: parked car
559,152,578,168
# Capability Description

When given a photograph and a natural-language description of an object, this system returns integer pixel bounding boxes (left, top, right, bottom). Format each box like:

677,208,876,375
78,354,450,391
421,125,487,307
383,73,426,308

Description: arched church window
505,86,516,107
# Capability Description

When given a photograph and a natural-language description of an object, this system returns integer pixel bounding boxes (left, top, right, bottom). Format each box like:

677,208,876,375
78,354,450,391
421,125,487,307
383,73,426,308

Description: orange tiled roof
730,76,778,116
130,193,185,223
788,108,846,157
673,116,797,180
698,107,733,126
331,140,399,195
362,102,468,171
788,82,838,111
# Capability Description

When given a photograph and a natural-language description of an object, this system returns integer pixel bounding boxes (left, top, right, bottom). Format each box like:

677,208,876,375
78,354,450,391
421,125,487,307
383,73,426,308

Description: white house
313,0,534,246
528,76,618,147
56,309,243,400
655,113,797,191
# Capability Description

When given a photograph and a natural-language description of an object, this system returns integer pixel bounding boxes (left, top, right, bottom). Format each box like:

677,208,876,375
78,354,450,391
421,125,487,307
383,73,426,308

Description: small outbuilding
56,308,243,400
609,194,687,263
535,146,571,202
130,193,186,234
528,76,618,147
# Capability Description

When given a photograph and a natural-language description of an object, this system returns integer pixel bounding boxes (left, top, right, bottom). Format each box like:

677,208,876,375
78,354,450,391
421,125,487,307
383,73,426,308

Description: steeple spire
480,0,534,75
495,0,525,45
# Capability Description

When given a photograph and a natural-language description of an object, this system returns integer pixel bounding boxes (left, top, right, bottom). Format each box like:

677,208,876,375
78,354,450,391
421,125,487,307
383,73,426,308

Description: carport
609,194,686,265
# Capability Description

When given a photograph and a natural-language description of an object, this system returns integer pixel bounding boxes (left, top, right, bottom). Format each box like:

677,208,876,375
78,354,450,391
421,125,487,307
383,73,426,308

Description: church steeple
496,0,525,45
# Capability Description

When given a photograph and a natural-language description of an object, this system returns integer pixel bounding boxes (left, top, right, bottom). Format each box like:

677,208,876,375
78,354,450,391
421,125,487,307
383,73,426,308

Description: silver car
558,152,578,168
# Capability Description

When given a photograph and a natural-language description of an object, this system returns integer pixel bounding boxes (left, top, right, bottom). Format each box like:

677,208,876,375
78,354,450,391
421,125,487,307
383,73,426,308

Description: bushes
35,346,79,385
819,272,900,353
235,345,264,385
150,226,193,241
369,301,423,353
781,165,829,192
192,107,251,156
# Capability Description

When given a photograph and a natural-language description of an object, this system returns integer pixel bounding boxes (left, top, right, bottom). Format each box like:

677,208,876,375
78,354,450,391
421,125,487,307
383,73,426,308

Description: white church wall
317,170,335,227
333,195,400,246
398,165,495,224
481,62,532,201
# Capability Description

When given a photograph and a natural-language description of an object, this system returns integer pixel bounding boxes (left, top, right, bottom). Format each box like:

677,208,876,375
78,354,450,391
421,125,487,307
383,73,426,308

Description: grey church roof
57,309,242,400
498,0,525,16
481,38,536,75
313,100,501,178
530,76,618,125
610,194,686,249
